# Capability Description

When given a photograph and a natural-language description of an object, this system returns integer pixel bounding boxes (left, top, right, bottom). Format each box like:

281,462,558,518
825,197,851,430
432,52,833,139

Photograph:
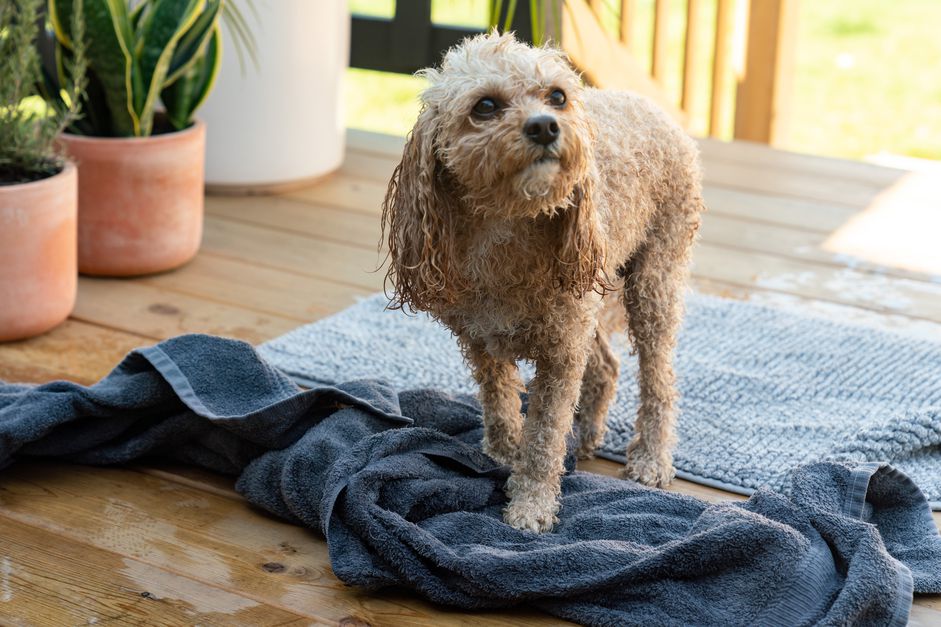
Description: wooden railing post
709,0,736,137
681,0,708,123
651,0,671,82
619,0,640,56
733,0,798,144
561,0,685,125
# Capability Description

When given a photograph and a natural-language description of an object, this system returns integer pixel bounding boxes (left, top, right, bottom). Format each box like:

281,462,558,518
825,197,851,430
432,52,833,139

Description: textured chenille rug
259,293,941,509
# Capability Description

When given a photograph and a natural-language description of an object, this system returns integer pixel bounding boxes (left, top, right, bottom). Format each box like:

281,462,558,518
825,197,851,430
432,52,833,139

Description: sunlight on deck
823,169,941,277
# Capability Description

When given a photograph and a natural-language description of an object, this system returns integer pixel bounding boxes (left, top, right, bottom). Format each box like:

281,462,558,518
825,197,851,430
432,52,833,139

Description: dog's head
420,31,594,211
382,31,603,311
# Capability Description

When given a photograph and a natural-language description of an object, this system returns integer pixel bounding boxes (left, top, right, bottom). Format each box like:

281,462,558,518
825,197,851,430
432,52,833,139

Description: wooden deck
1,129,940,625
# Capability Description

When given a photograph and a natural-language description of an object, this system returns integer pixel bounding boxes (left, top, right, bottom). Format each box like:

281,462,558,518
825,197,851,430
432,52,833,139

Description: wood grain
0,320,149,385
343,129,908,189
733,0,798,145
209,192,941,326
75,277,301,343
0,463,564,626
1,130,938,625
709,0,734,137
142,253,369,321
0,512,309,626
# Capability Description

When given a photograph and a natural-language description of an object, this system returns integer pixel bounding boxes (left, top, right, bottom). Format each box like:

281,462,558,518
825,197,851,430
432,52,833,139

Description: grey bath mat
259,293,941,509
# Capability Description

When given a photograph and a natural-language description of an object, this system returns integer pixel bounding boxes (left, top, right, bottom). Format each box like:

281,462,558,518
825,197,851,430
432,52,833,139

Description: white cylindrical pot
201,0,348,191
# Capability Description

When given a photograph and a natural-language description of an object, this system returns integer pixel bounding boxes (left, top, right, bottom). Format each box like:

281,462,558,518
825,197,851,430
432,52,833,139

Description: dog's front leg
503,337,591,533
465,342,524,466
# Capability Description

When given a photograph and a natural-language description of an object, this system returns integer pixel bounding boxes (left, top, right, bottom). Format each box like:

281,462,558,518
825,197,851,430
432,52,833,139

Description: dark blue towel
1,334,939,626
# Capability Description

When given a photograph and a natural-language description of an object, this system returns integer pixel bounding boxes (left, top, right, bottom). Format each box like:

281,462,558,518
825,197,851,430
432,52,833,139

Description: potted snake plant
1,0,85,341
42,0,226,276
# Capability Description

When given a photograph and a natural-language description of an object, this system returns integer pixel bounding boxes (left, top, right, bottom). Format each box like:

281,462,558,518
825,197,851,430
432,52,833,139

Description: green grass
344,0,492,137
785,0,941,160
346,0,941,161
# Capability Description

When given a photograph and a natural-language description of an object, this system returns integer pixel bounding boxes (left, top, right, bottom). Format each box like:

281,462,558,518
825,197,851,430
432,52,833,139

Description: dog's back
582,88,703,275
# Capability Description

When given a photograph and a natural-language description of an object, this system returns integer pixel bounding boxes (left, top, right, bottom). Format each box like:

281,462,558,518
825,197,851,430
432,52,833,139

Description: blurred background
345,0,941,165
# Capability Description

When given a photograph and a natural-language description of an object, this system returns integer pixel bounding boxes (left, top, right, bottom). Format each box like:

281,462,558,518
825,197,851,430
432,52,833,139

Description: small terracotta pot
0,162,77,342
60,120,205,276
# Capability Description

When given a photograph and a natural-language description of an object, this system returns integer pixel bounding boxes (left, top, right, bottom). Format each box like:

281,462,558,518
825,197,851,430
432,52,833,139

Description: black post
349,0,555,75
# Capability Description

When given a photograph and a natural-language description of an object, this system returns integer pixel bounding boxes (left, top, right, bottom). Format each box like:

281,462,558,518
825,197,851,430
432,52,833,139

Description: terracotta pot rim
0,160,76,194
61,118,205,146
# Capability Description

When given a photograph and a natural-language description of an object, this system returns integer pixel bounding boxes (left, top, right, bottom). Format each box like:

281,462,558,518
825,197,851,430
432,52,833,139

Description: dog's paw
503,495,559,533
502,475,560,533
621,441,675,488
575,424,607,460
575,446,596,461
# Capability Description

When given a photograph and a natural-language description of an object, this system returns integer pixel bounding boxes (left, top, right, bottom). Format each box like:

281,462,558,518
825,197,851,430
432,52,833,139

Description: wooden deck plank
336,142,896,210
698,213,941,282
288,172,941,283
694,241,941,323
2,130,940,625
266,175,941,285
703,186,863,233
75,277,301,343
206,195,380,250
290,171,868,234
344,129,908,190
0,512,308,626
0,321,149,385
201,217,384,290
700,159,894,209
0,462,565,626
202,201,941,326
695,136,908,186
141,254,369,321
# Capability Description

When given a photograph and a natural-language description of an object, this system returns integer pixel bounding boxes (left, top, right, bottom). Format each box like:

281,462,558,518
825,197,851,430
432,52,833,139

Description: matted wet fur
381,32,704,533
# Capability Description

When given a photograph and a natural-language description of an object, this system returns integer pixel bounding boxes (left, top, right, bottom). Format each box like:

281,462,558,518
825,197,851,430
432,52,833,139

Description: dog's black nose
523,115,560,146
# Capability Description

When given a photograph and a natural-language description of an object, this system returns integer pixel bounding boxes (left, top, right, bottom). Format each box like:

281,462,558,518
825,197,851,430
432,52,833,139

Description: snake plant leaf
70,68,113,135
160,25,220,130
49,0,140,135
39,14,107,136
129,0,147,31
164,0,222,87
36,24,65,106
134,0,204,135
221,0,258,73
48,0,75,49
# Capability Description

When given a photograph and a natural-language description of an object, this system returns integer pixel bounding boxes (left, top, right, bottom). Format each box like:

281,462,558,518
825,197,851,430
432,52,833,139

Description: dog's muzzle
524,115,560,146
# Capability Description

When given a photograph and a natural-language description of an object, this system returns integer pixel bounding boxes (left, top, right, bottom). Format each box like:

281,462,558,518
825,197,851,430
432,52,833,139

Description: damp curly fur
381,32,704,533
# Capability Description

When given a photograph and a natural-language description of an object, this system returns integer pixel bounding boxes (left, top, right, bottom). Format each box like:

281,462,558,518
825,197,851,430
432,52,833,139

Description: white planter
201,0,349,191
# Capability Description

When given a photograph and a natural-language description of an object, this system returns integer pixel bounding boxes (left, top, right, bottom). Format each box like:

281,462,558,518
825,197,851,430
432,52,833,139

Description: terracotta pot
60,120,205,276
0,162,77,342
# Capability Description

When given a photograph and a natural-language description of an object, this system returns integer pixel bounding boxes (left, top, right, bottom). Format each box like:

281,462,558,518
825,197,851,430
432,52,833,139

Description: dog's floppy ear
381,106,462,311
554,175,608,297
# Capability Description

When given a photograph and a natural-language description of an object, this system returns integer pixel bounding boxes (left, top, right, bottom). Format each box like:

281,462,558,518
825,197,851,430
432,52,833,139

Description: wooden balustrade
347,0,797,145
579,0,797,144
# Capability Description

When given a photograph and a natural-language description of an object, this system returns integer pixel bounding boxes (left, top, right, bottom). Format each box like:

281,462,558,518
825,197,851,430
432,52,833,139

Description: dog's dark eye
472,97,499,117
548,89,566,108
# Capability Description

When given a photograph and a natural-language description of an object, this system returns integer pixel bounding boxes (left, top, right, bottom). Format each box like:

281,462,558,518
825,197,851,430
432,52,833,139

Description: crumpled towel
1,334,939,626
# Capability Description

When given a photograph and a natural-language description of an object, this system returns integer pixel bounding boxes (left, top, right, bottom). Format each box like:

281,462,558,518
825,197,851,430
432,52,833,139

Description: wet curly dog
381,32,704,532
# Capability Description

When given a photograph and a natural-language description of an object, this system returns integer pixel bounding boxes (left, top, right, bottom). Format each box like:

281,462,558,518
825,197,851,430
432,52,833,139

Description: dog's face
381,32,604,312
419,32,594,215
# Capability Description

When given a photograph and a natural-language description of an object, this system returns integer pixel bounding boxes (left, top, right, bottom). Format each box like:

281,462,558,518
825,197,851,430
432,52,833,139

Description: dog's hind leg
620,194,701,487
574,329,619,459
464,342,524,466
